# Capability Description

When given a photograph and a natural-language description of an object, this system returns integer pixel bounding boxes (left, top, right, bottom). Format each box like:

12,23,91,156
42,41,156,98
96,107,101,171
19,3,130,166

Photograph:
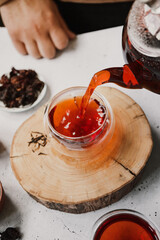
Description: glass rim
91,209,160,239
45,86,114,141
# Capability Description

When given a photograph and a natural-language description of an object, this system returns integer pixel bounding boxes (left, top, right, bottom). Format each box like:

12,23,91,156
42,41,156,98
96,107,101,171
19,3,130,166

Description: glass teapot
121,0,160,93
123,0,160,57
91,0,160,94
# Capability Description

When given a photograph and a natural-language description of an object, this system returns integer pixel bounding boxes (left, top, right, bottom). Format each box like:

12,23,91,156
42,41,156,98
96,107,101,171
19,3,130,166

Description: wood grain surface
10,87,153,213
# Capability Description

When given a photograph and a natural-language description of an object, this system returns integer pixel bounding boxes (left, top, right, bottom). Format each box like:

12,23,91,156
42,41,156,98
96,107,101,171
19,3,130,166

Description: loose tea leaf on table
28,131,47,152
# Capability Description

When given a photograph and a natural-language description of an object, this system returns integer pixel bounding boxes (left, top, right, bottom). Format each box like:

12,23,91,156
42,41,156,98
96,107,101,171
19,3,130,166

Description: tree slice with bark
10,87,153,213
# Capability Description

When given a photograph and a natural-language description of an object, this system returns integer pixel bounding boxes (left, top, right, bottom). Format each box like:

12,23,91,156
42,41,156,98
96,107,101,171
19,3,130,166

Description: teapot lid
140,0,160,14
127,0,160,57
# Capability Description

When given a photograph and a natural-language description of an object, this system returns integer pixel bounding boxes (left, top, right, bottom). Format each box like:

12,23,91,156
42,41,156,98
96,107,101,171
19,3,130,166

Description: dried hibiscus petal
0,227,21,240
0,67,44,108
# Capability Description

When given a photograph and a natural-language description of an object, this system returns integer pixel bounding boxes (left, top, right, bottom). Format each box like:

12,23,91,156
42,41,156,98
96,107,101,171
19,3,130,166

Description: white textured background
0,26,160,239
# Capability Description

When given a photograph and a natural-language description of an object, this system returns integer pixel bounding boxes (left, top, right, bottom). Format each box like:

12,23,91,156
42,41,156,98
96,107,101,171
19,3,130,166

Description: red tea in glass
92,210,160,240
46,87,114,150
49,96,106,139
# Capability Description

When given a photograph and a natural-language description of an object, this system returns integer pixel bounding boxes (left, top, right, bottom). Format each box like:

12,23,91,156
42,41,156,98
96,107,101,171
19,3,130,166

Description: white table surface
0,26,160,239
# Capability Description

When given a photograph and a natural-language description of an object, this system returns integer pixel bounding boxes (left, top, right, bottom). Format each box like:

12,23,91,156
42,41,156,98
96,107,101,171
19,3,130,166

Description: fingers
37,34,56,59
12,39,27,56
50,27,69,50
12,23,73,59
12,36,56,59
25,40,41,59
1,0,76,59
58,14,76,40
11,24,74,59
49,10,76,50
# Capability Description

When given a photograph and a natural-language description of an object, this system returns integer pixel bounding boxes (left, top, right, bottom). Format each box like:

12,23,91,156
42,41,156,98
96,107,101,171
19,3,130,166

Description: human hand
0,0,76,59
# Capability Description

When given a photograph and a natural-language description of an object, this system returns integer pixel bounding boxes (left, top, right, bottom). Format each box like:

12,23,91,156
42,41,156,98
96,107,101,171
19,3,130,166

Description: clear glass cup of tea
91,209,160,240
44,86,115,163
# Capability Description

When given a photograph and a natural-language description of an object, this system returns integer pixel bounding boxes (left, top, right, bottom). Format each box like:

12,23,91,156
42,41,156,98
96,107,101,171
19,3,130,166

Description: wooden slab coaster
0,182,5,211
10,87,153,214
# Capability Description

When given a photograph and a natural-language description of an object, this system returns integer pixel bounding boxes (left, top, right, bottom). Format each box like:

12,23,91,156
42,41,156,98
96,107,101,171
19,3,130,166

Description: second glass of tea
44,86,114,164
91,209,160,240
